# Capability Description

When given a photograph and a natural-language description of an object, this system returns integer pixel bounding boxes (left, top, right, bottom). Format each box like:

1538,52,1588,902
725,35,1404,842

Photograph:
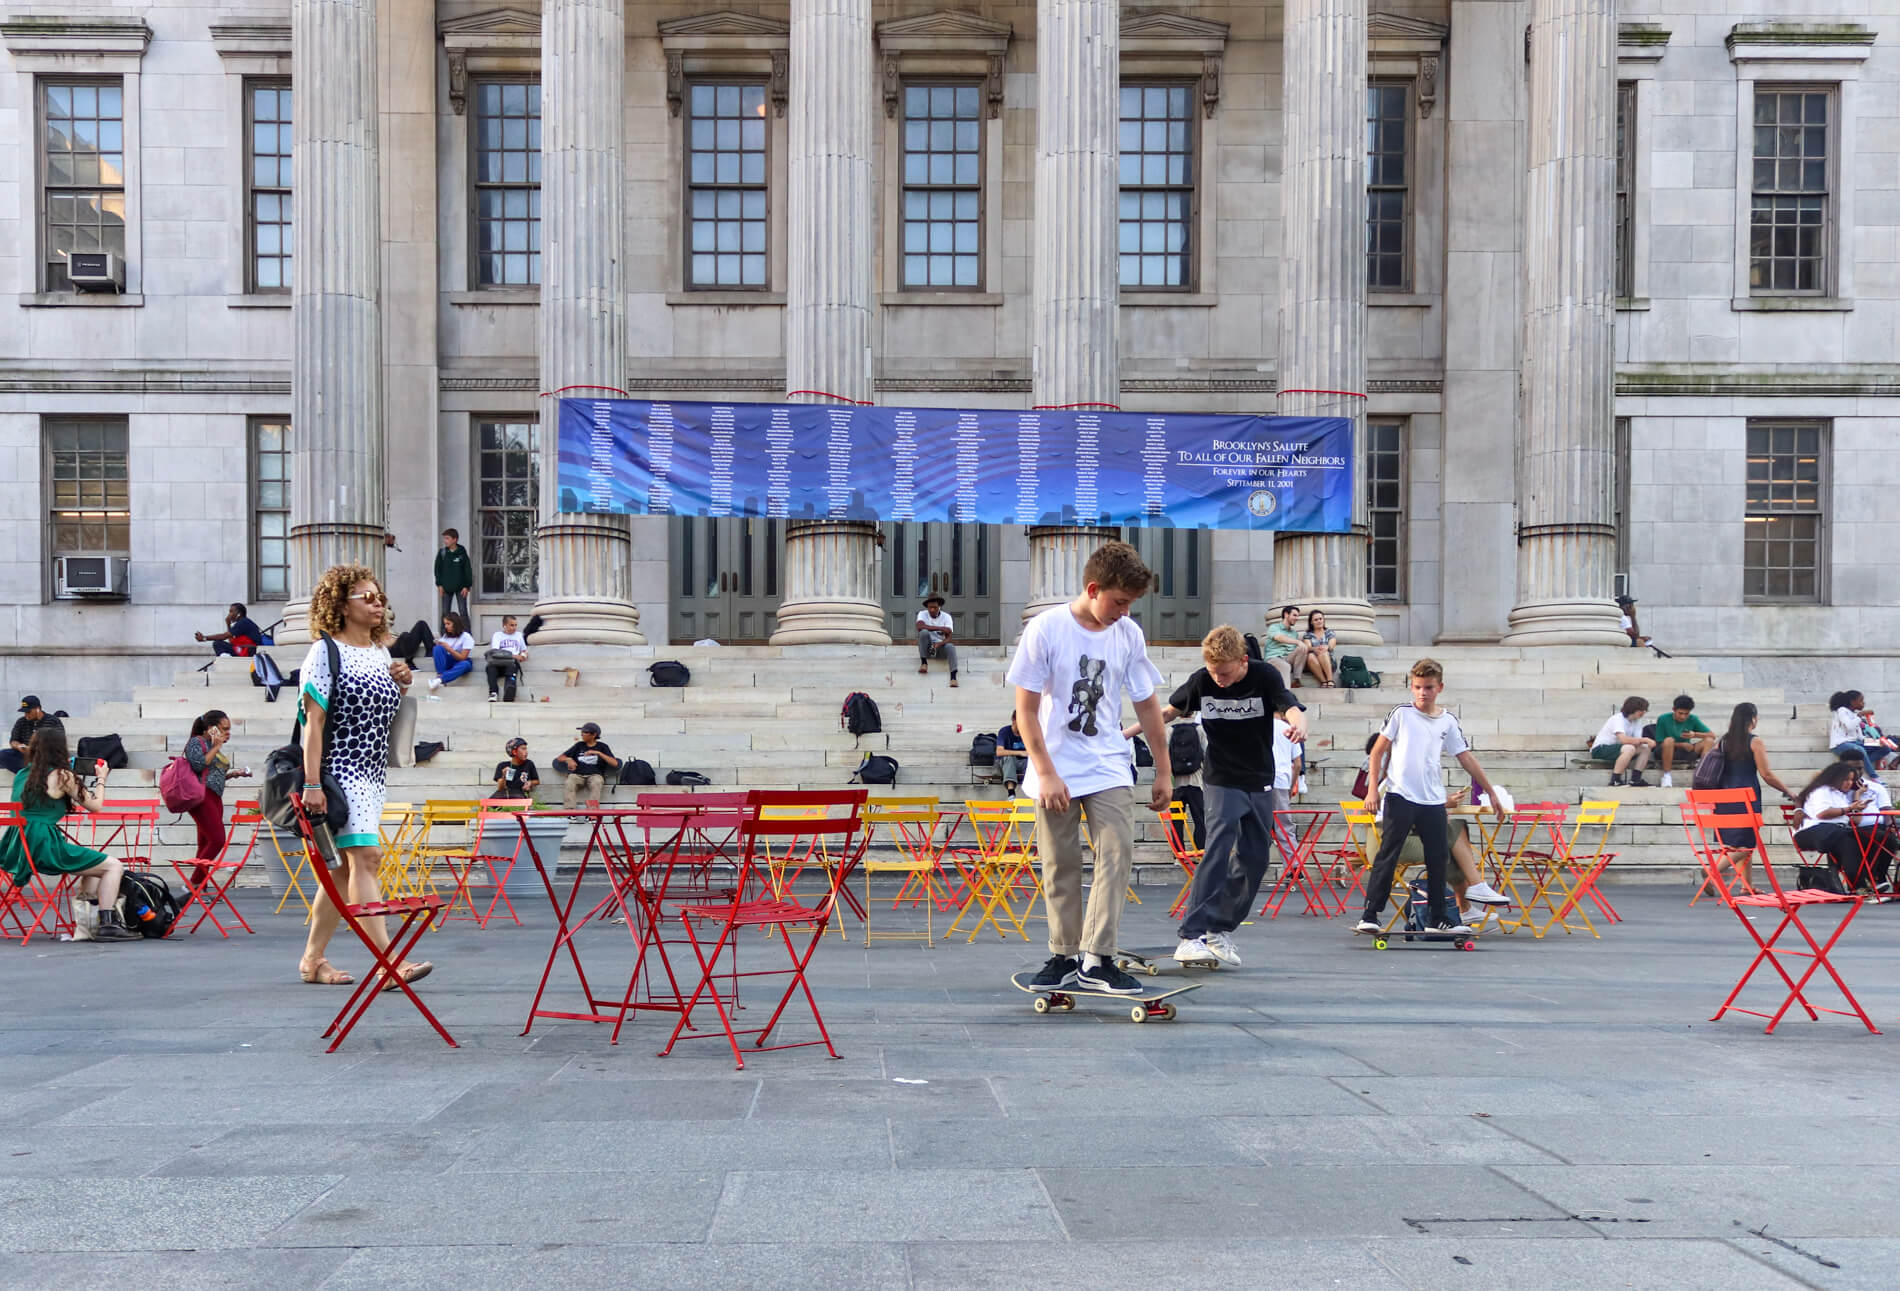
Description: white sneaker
1353,918,1380,934
1467,908,1502,928
1434,920,1476,935
1660,772,1674,788
427,677,443,691
1174,936,1219,965
1464,882,1512,906
1204,931,1242,966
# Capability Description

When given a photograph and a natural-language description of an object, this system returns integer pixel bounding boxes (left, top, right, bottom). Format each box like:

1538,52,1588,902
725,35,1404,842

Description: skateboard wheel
1461,939,1477,951
1032,995,1051,1014
1156,1004,1176,1021
1059,999,1076,1011
1130,1004,1149,1023
1373,938,1388,950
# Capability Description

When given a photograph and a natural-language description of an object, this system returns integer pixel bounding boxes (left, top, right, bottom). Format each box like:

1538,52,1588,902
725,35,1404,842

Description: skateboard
1355,927,1479,951
1009,971,1202,1023
1114,946,1225,976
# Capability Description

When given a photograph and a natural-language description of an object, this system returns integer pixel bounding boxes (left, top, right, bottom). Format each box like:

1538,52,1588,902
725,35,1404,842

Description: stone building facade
0,1,1894,709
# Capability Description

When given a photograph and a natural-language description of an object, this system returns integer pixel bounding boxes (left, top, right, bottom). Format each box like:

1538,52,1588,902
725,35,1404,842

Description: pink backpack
158,755,206,814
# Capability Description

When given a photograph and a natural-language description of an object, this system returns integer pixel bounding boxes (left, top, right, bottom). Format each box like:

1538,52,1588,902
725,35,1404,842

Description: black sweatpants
1362,794,1453,927
1796,823,1888,889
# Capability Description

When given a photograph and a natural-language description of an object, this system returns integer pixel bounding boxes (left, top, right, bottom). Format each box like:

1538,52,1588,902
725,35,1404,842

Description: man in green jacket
434,528,473,622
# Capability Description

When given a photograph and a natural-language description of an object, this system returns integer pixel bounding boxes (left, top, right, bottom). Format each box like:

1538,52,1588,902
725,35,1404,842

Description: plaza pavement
3,883,1899,1290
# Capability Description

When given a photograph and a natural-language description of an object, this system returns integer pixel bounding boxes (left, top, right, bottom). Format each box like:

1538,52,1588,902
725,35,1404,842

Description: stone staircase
70,641,1850,887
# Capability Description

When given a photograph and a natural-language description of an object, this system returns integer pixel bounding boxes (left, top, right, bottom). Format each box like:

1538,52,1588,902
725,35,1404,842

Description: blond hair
307,563,383,639
1081,541,1154,595
1409,657,1444,682
1201,625,1247,664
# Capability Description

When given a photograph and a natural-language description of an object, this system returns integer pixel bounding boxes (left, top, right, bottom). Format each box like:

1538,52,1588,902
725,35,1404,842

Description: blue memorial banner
557,397,1353,532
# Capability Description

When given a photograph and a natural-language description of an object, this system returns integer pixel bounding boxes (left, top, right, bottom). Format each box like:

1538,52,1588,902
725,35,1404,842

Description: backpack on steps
75,734,128,771
841,692,887,746
969,732,998,767
1168,724,1205,778
1336,656,1380,689
648,660,691,687
665,770,712,786
852,753,899,785
619,758,657,786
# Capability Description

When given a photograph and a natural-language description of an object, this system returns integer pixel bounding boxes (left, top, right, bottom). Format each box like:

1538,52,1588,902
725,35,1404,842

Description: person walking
0,726,142,942
1709,701,1795,892
1007,541,1172,996
915,595,958,686
433,528,473,622
294,565,427,991
181,708,250,892
1132,624,1306,968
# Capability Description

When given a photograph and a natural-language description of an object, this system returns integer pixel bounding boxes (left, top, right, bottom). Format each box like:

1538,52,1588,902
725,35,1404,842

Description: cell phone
70,756,101,780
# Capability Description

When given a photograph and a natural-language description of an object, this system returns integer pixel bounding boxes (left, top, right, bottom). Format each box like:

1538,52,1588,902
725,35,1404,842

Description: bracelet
303,782,321,790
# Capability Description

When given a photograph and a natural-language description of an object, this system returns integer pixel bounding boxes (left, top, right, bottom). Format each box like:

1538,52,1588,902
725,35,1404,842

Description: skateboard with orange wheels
1009,971,1201,1023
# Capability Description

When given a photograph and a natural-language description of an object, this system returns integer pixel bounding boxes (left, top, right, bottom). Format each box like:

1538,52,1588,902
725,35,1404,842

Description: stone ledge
880,292,1004,307
1731,296,1853,312
18,292,143,308
664,291,786,307
1368,292,1434,308
447,289,539,306
227,294,290,310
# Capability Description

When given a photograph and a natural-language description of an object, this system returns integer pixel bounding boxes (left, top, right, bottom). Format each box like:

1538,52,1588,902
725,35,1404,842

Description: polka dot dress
300,638,402,849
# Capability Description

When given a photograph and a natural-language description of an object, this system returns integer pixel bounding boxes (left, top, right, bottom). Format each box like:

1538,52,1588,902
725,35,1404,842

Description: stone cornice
1369,13,1446,117
208,20,291,60
1120,9,1228,117
1727,23,1876,63
440,8,540,115
1,15,151,61
659,10,790,118
1617,367,1900,397
657,10,790,41
875,9,1012,48
1617,22,1669,65
0,372,288,395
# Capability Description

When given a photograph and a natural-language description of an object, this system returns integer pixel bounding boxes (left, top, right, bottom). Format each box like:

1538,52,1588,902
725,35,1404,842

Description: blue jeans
433,644,472,684
1834,742,1882,779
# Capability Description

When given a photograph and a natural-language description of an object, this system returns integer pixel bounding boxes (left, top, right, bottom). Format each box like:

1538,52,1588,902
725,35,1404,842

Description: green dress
0,769,107,885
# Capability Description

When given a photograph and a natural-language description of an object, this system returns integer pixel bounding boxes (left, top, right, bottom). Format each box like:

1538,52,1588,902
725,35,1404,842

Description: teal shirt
1261,626,1300,660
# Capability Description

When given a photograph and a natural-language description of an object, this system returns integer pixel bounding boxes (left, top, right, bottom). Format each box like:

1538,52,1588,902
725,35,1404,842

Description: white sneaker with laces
1434,920,1476,935
1204,931,1242,966
1660,772,1674,788
1464,881,1512,906
1353,918,1380,933
1174,936,1219,965
427,676,443,691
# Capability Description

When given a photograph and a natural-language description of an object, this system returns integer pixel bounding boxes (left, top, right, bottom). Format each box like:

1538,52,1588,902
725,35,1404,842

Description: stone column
1502,0,1624,644
1022,0,1120,625
769,0,889,646
1270,0,1380,646
532,0,645,645
280,0,387,645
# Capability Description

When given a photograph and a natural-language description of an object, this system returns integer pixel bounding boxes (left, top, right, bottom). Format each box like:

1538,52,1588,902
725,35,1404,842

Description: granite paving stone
707,1168,1062,1242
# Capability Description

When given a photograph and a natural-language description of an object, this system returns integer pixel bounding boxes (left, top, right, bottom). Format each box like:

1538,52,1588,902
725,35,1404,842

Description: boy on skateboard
1130,624,1306,967
1356,658,1502,935
1009,541,1173,996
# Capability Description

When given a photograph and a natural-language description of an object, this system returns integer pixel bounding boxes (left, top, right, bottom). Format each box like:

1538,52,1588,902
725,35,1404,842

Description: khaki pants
1035,784,1134,958
563,772,605,808
1266,646,1310,685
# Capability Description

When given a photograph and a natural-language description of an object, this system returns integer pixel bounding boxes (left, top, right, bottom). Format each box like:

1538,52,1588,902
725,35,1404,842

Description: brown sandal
378,961,433,993
298,958,354,986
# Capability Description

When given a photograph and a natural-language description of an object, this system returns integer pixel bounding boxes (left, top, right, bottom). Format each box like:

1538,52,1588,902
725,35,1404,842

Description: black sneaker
1608,773,1627,787
1028,954,1079,988
1628,772,1651,787
1076,958,1145,996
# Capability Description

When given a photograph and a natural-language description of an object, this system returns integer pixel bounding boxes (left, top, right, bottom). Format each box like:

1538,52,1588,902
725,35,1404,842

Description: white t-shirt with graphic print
1006,606,1162,799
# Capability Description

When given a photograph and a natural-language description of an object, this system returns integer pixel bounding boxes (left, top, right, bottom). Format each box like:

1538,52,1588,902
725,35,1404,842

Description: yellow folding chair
405,800,484,925
1160,800,1203,918
1489,803,1583,938
1560,800,1623,926
376,802,419,897
946,799,1041,942
859,797,945,945
759,804,853,939
270,813,317,919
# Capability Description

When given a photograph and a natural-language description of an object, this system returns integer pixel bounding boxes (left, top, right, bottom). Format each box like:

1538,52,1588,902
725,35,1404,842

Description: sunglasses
348,592,387,604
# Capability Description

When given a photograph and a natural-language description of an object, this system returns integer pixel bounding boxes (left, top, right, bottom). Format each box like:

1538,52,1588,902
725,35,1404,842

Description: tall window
1615,82,1635,299
41,81,125,293
478,420,539,597
901,84,982,289
685,82,767,289
1118,84,1195,290
250,419,291,602
1365,81,1410,291
1366,420,1405,600
1750,88,1831,294
1745,421,1825,602
46,419,130,565
472,80,541,286
247,82,292,291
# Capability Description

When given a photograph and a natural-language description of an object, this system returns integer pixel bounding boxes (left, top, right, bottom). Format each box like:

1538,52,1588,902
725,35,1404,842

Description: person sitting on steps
3,696,62,774
997,713,1027,796
1260,604,1311,688
194,602,268,657
485,614,529,702
1654,693,1715,789
493,738,539,801
426,612,474,691
916,595,958,687
554,723,621,808
1591,696,1655,787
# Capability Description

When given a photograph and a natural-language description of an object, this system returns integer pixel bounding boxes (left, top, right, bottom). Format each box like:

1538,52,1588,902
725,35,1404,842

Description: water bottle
134,904,156,925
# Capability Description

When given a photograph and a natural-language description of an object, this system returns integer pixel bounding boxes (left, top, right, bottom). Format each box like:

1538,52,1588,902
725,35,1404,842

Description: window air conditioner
54,556,130,599
1613,572,1630,599
67,252,125,292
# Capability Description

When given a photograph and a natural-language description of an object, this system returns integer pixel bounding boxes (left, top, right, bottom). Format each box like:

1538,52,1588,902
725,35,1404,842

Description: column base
769,520,891,646
528,597,647,646
273,599,313,648
1021,525,1120,625
1501,598,1629,647
1271,531,1383,646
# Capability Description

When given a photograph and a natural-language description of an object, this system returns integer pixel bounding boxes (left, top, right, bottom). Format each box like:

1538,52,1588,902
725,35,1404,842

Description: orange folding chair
1159,800,1202,918
171,798,260,936
946,799,1041,942
0,805,68,945
660,789,868,1069
1685,799,1756,907
1685,788,1878,1035
443,800,533,929
859,797,945,945
1556,800,1623,925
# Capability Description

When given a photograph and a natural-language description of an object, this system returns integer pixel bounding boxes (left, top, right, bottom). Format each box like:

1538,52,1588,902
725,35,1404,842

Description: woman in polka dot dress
295,564,428,990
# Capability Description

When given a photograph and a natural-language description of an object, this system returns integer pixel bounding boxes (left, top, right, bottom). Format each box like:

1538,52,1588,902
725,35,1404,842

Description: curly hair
1081,540,1153,595
307,563,384,638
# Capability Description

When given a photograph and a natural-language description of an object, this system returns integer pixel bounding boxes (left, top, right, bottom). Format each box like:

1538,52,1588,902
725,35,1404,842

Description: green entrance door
880,521,1002,644
669,516,784,644
1121,527,1212,645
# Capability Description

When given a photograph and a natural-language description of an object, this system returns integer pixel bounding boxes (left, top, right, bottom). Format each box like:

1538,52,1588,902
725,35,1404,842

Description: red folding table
1261,807,1346,918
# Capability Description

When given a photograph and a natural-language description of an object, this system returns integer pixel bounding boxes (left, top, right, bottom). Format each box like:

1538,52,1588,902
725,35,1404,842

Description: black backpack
75,734,128,771
619,758,657,786
413,741,445,764
648,660,691,687
1131,736,1153,768
1168,724,1204,777
1336,656,1380,689
1243,633,1263,661
969,732,997,767
118,870,179,938
852,753,899,785
665,770,711,786
841,692,884,744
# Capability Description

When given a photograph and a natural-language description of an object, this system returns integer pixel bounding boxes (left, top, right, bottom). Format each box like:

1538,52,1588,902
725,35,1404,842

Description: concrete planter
258,823,300,898
502,815,572,907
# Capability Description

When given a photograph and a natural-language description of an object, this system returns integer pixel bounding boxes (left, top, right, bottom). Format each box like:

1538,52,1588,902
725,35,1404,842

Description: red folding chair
659,789,868,1070
638,790,749,892
170,798,261,936
0,805,68,945
291,808,457,1053
1262,807,1345,918
1685,789,1878,1036
1684,800,1756,907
